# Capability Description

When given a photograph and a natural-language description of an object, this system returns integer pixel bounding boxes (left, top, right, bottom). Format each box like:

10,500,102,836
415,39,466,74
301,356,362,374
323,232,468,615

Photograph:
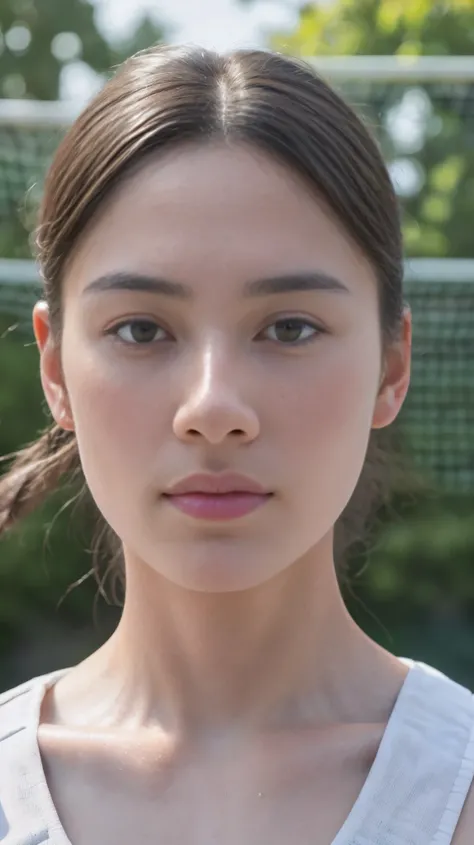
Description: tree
0,0,166,100
258,0,474,258
0,1,167,258
246,0,474,683
0,0,167,689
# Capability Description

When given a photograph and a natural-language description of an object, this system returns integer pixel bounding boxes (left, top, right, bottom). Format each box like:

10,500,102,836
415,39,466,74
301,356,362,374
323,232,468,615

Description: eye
260,318,321,345
108,319,170,345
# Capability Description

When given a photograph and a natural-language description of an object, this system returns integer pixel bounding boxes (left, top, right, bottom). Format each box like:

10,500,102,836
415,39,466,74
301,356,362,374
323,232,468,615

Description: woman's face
37,142,411,592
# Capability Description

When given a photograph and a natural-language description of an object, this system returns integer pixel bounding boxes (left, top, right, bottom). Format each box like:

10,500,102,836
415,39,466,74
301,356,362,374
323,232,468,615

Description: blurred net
0,59,474,494
401,267,474,494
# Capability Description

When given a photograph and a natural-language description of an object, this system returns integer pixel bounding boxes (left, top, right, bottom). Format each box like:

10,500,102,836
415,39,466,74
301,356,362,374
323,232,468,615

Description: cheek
273,334,381,523
278,335,381,445
62,346,170,493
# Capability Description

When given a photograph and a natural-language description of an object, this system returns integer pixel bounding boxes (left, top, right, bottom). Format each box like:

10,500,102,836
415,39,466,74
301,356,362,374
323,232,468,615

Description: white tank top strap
0,669,71,845
0,660,473,844
340,659,474,845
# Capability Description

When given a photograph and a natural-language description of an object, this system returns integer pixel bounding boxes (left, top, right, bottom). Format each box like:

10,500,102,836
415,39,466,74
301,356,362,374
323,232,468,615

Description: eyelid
259,310,327,328
103,314,326,346
105,317,173,344
257,315,326,334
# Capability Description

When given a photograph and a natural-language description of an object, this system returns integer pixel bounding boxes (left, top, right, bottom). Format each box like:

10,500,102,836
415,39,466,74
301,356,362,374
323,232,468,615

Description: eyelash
106,317,324,348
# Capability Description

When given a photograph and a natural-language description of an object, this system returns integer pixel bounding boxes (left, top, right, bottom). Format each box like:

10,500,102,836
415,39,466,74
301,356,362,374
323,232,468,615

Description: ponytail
0,423,80,534
0,424,125,604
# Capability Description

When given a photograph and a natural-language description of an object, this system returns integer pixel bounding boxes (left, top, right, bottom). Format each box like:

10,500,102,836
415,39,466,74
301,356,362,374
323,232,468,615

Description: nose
172,343,260,445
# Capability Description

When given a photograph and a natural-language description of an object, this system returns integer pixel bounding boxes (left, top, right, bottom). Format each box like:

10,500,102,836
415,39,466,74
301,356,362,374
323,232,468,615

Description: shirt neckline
28,657,417,845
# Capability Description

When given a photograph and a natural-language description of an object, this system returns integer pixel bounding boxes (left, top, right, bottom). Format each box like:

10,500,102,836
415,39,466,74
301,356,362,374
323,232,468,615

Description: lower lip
163,492,271,520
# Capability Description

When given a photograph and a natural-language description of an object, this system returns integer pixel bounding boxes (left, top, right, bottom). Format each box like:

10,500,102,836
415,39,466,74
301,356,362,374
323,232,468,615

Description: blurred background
0,0,473,692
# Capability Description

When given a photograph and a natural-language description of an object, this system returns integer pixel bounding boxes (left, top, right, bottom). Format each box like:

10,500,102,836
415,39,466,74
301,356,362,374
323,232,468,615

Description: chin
151,542,284,593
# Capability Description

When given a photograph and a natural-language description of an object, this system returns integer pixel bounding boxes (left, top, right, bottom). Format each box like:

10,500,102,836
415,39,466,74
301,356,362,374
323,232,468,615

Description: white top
0,658,473,844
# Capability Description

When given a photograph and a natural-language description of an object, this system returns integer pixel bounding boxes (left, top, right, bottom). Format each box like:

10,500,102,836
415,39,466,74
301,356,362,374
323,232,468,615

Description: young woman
0,45,473,845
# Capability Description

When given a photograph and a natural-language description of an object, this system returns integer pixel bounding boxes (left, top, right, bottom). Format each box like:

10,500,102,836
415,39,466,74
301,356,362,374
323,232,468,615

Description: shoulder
449,671,474,845
0,674,39,738
0,673,63,838
0,675,42,809
0,668,68,739
453,785,474,843
419,661,474,845
400,659,474,844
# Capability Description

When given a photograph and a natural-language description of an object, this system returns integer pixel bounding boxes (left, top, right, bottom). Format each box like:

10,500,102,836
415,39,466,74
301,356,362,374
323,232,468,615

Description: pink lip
163,473,272,521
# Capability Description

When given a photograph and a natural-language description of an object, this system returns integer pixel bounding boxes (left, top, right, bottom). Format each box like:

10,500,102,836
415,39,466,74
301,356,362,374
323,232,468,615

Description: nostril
186,428,245,438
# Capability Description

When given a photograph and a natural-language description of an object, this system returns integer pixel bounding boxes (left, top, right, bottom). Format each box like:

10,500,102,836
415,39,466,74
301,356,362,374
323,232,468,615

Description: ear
32,301,74,431
372,306,412,430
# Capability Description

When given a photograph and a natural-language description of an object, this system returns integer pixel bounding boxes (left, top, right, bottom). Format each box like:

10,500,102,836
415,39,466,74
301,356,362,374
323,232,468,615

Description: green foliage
258,0,474,681
1,0,474,688
268,0,474,259
271,0,474,57
0,0,166,689
0,0,165,99
0,314,115,686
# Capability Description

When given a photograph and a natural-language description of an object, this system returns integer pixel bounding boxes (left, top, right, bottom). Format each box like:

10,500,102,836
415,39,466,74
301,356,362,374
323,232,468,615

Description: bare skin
32,141,472,843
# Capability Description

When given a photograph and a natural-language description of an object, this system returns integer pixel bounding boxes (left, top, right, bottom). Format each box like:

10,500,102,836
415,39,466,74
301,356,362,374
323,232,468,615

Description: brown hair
0,44,408,597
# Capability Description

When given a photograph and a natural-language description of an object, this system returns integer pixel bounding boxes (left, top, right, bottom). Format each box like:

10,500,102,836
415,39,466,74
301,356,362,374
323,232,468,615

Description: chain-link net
403,275,474,493
0,120,65,260
1,67,474,494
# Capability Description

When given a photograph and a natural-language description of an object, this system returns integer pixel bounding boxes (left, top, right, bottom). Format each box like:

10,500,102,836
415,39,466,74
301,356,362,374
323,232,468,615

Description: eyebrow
82,270,350,298
83,272,191,298
244,272,350,297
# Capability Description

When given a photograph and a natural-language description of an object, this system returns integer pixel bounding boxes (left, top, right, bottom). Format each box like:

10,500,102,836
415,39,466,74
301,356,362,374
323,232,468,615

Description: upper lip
164,473,270,495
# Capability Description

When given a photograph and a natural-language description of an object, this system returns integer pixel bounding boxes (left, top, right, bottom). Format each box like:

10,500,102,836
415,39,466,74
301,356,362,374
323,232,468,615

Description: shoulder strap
353,662,474,845
0,670,69,844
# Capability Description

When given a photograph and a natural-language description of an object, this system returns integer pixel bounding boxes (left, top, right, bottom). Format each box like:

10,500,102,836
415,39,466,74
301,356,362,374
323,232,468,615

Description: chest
39,726,379,845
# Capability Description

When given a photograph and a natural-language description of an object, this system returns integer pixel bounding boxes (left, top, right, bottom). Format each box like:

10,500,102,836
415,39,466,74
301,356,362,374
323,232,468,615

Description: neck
78,533,399,738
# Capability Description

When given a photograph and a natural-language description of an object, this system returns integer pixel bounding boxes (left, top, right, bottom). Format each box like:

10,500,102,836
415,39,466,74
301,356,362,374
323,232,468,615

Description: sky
61,0,301,99
96,0,300,50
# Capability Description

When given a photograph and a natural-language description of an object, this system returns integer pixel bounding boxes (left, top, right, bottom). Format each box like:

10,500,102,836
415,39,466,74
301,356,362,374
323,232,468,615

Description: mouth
162,473,273,521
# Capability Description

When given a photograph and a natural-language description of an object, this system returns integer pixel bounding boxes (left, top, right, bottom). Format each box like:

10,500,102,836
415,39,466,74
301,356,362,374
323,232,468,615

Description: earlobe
372,371,410,429
371,385,397,430
58,406,75,432
372,308,412,430
32,301,74,432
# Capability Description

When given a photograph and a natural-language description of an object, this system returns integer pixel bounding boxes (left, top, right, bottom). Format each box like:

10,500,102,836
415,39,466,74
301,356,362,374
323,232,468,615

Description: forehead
65,141,376,295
